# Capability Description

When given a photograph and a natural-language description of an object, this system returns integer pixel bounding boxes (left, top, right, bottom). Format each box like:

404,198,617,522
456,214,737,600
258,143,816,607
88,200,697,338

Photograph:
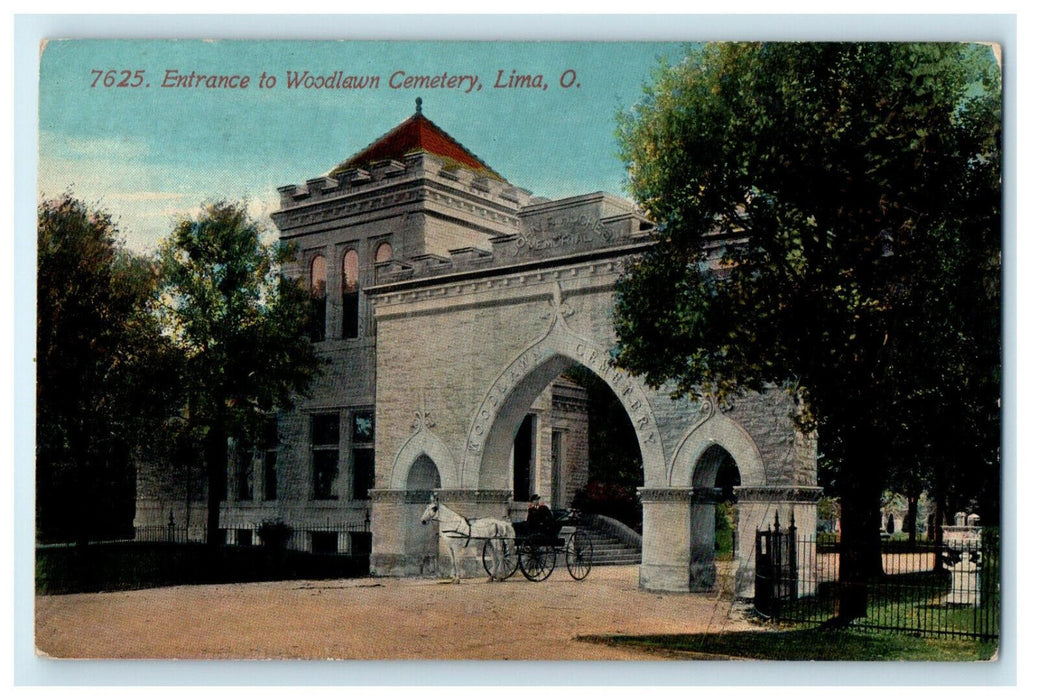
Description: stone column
732,486,823,598
638,487,694,592
369,488,442,577
326,243,343,341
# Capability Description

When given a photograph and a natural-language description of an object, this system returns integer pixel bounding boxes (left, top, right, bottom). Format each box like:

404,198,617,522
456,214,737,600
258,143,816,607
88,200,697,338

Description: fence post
789,512,798,602
167,510,175,543
754,525,769,617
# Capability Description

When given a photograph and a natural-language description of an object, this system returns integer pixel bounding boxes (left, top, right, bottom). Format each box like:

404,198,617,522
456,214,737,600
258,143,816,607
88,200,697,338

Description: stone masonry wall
373,248,815,498
725,388,817,487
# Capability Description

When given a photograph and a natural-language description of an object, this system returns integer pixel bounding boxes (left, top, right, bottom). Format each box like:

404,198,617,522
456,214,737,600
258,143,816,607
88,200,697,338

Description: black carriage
481,509,593,582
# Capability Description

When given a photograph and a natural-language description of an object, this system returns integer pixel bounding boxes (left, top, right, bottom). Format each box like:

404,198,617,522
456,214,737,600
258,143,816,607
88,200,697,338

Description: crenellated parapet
371,191,655,286
272,151,532,237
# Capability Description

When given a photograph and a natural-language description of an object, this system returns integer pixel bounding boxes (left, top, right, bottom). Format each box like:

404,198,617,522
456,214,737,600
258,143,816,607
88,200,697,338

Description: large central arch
460,295,667,492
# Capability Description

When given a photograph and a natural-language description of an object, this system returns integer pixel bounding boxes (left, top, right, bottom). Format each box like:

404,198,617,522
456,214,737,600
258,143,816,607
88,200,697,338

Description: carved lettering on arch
468,344,546,453
464,318,665,476
571,339,660,449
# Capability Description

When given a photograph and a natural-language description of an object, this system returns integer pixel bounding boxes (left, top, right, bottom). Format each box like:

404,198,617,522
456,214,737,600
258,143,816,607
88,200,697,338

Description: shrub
715,502,736,558
572,481,642,532
257,520,292,550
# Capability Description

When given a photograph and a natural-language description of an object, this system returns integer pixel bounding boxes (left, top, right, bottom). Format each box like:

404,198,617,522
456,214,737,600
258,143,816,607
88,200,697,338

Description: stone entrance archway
367,196,819,593
131,107,820,591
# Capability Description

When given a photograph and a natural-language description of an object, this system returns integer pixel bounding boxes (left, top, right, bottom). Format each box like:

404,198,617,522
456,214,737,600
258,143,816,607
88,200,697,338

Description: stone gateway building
135,101,821,594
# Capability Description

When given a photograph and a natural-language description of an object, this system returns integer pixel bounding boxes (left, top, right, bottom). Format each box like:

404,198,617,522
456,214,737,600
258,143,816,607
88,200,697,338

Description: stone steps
579,522,642,566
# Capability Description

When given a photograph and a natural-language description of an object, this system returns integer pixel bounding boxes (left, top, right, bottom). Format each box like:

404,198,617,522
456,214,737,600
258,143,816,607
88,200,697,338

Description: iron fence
133,524,205,544
755,530,999,641
134,518,370,555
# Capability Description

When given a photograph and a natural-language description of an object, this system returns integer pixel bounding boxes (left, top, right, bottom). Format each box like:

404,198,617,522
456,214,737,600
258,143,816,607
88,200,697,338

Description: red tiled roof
330,105,505,181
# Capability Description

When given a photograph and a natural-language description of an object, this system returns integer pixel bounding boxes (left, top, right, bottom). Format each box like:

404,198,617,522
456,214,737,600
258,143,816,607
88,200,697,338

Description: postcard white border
11,11,1022,689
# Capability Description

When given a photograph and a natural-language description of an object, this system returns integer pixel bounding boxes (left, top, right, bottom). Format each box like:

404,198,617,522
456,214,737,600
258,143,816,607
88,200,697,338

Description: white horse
420,496,515,583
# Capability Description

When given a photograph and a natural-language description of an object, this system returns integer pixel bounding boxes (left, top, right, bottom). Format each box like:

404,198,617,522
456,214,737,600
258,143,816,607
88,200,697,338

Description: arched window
342,249,359,339
374,241,393,263
310,255,327,342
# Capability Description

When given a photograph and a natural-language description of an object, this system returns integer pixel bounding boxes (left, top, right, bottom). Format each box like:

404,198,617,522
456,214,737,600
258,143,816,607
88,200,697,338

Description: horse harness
442,516,474,548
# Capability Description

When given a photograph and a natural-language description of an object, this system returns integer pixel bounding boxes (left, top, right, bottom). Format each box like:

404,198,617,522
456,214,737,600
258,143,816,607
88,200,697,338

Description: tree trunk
204,422,228,547
835,442,884,622
905,492,919,547
932,495,946,572
71,417,93,548
74,458,93,548
931,468,946,572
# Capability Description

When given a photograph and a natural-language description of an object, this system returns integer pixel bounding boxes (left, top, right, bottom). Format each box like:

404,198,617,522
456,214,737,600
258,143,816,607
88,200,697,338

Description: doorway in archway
505,377,587,521
512,413,536,502
714,447,742,561
406,454,441,573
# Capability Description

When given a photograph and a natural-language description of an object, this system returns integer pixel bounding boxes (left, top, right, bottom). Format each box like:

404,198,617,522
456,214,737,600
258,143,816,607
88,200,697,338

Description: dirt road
35,565,756,660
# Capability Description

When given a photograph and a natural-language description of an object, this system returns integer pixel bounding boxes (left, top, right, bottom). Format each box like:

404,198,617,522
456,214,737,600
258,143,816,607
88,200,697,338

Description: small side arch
388,427,457,490
671,413,767,488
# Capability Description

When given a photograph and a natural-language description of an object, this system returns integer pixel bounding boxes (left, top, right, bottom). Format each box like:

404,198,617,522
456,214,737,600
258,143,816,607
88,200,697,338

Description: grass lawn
578,629,998,661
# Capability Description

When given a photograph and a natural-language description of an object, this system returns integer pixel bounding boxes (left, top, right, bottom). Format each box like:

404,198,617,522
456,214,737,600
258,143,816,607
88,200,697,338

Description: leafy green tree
614,43,1000,619
37,194,180,543
157,201,321,544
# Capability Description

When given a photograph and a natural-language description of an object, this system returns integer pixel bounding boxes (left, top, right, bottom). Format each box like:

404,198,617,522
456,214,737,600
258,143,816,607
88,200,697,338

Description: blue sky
39,40,688,252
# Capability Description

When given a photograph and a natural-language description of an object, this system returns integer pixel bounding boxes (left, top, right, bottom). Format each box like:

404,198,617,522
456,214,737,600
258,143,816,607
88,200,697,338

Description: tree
614,43,1000,620
37,194,179,543
157,201,321,545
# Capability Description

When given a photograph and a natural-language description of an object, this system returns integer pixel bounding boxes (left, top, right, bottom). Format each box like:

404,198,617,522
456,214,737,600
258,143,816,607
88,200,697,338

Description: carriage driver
526,494,554,534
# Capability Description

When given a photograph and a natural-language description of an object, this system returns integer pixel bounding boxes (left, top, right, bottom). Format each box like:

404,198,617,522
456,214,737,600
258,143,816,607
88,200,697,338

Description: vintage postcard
29,28,1009,680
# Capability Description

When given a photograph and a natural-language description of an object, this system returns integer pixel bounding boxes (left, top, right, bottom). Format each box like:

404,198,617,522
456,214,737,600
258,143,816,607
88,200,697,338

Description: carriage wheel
566,530,593,580
518,542,556,582
501,539,520,579
482,539,519,580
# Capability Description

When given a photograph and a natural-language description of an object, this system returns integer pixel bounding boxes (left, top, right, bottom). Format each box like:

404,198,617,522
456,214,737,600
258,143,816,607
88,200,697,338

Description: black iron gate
754,512,798,617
